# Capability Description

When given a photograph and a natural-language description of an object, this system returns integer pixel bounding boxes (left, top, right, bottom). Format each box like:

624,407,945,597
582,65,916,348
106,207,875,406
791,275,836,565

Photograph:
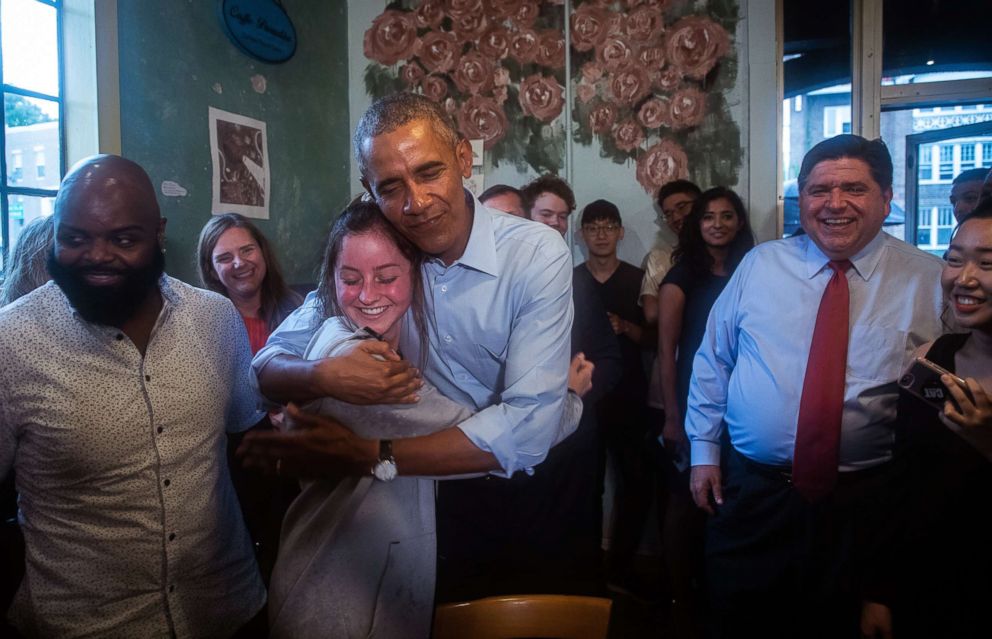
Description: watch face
373,459,398,482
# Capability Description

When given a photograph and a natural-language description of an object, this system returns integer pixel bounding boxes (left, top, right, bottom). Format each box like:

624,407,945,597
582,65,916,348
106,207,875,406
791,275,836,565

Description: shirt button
157,426,163,434
145,375,151,382
444,335,452,343
115,334,124,341
163,479,171,487
168,532,176,541
440,285,448,292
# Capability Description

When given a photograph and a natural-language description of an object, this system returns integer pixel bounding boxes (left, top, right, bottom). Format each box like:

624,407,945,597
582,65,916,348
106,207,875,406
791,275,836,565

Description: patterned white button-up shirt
0,276,266,638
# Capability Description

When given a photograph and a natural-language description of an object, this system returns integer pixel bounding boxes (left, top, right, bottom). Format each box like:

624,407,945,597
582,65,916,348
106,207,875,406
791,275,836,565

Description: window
1,0,64,273
824,105,852,137
961,144,976,168
937,206,955,246
939,144,954,180
919,144,933,180
984,144,992,167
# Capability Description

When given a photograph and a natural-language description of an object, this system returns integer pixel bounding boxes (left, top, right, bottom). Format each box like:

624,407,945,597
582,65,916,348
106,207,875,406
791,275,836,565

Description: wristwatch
371,439,397,482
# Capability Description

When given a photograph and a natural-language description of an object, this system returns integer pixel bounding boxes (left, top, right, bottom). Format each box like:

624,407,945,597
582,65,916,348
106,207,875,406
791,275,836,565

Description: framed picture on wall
208,106,270,219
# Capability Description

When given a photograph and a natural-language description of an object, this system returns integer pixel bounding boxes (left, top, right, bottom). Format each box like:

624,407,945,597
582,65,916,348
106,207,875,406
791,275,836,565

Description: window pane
4,93,61,189
1,0,59,97
881,105,992,252
781,0,852,236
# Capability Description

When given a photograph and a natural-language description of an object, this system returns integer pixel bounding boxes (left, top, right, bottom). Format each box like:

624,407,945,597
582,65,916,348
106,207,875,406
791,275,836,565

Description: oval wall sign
219,0,297,64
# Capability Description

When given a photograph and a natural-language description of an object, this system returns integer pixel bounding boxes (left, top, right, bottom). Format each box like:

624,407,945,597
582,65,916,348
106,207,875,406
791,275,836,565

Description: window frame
0,0,65,271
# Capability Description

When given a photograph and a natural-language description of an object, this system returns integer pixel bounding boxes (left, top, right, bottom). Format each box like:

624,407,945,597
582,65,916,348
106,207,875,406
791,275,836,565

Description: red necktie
793,260,852,502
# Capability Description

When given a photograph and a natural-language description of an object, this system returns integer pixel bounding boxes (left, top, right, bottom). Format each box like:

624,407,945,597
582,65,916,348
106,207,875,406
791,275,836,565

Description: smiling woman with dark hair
864,199,992,638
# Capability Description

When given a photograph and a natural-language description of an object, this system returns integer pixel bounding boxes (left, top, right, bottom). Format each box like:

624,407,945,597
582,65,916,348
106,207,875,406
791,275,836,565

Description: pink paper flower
451,11,489,44
626,5,665,44
416,31,460,74
596,35,635,72
511,1,540,28
446,0,484,18
415,0,445,30
479,25,511,60
669,86,707,129
637,45,667,74
400,61,426,88
363,10,418,66
535,30,566,69
637,96,672,129
484,0,523,20
457,95,509,149
637,139,689,195
588,100,618,134
570,4,612,52
624,0,671,10
665,15,730,79
653,65,683,91
422,74,449,102
609,66,651,106
509,28,540,64
519,73,565,123
453,50,496,95
612,118,645,152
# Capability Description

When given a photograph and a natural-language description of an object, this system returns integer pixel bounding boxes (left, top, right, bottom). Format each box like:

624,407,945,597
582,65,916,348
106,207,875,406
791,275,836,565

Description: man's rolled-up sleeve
250,291,320,389
456,244,574,477
685,255,749,467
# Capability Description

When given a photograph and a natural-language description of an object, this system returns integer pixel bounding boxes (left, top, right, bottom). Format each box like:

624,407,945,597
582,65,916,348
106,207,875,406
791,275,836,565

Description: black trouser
705,447,893,639
435,424,604,603
599,408,654,583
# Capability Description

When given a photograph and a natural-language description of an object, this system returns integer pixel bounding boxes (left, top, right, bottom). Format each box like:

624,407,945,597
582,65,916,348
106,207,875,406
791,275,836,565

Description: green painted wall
118,1,350,286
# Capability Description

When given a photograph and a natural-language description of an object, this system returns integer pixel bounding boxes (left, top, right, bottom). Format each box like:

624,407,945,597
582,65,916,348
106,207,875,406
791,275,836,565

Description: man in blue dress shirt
238,93,579,598
685,135,943,638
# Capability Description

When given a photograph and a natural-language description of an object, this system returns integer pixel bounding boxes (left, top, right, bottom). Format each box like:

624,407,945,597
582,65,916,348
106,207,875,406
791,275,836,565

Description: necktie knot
829,259,852,275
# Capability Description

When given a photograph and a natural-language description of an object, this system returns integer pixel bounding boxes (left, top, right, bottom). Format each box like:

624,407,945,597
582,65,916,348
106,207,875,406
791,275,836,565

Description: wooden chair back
432,594,612,639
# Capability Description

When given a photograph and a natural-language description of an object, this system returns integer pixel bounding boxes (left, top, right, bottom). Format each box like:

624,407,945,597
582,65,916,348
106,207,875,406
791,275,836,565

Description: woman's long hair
672,186,755,277
196,213,302,331
0,215,54,307
315,198,427,366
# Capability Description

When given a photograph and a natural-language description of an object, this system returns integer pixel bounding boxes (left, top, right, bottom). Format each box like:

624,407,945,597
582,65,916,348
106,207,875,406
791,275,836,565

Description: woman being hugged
266,199,474,639
197,213,302,353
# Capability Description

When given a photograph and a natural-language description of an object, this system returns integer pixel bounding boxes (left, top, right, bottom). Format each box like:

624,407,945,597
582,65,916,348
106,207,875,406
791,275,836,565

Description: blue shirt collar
803,229,886,281
433,189,500,277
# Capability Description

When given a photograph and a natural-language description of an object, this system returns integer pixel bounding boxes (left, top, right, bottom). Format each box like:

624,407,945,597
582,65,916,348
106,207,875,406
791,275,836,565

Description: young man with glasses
575,199,657,597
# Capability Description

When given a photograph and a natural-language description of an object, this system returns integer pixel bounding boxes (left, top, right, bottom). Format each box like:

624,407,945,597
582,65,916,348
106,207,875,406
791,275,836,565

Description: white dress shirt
686,232,944,470
0,277,266,638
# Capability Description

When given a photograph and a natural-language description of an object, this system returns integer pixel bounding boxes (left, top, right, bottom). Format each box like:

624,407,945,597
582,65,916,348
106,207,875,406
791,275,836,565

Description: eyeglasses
582,224,620,235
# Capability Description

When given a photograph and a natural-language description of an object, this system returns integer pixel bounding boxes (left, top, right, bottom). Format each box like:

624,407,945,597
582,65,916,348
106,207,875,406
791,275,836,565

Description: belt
733,448,891,486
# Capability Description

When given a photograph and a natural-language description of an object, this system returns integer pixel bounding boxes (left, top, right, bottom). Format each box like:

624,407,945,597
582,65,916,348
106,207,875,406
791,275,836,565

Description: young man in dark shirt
572,198,656,597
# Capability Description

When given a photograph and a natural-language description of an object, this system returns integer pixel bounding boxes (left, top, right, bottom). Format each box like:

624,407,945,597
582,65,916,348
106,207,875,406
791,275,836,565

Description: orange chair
432,594,612,639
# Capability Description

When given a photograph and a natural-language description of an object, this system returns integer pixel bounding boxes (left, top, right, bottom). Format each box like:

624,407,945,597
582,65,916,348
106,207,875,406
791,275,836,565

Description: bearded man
0,155,266,637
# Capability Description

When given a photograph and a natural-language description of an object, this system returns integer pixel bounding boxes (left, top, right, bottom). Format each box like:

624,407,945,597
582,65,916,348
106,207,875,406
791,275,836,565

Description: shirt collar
435,189,499,277
803,230,886,281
